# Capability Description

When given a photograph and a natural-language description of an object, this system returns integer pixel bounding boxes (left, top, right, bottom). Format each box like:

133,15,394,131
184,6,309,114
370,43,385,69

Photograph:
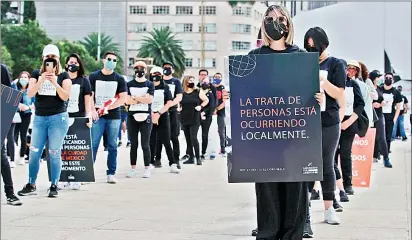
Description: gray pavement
1,135,411,240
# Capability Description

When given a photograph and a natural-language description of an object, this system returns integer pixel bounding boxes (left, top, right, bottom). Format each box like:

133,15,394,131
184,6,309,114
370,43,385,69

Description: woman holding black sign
248,5,324,240
18,44,72,198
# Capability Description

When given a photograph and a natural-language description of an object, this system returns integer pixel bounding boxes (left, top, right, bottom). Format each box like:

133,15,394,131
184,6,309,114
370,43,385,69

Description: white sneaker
170,164,180,174
142,168,151,178
107,175,117,184
18,157,25,165
25,158,29,163
58,182,71,190
149,164,155,170
70,182,81,190
9,161,16,168
324,206,341,225
126,169,137,178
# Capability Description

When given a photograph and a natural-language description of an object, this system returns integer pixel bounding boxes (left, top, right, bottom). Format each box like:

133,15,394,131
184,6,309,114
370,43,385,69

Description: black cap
369,70,382,80
162,61,174,68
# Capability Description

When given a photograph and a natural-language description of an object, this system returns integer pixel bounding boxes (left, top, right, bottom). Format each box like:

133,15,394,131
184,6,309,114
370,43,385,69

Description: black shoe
310,189,320,200
104,147,108,151
196,158,202,165
48,184,58,198
181,154,190,161
384,157,393,168
117,141,122,147
126,142,131,148
200,155,206,161
339,190,349,202
251,228,258,236
17,183,37,196
302,221,314,238
344,186,354,195
183,158,195,164
6,194,22,206
333,198,343,212
154,160,162,168
177,163,181,169
402,136,408,141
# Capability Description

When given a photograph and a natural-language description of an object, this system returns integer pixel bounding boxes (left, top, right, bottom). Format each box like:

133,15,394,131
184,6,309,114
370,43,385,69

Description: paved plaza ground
1,135,411,240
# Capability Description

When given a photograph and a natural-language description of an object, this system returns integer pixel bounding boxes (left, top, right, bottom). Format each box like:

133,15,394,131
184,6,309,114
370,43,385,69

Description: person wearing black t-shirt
303,27,346,232
392,85,408,141
89,51,127,184
379,72,402,158
1,63,22,205
180,76,209,165
18,44,72,198
126,61,155,179
148,66,180,173
213,72,228,157
198,75,216,161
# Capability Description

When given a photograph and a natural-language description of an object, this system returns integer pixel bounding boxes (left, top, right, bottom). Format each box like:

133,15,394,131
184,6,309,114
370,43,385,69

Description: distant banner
1,85,22,144
227,53,322,183
47,118,95,182
351,128,376,187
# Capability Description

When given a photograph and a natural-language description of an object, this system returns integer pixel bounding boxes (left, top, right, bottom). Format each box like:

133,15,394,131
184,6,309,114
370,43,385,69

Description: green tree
23,1,36,24
228,1,255,7
137,28,186,77
1,46,15,73
1,20,51,78
1,1,12,23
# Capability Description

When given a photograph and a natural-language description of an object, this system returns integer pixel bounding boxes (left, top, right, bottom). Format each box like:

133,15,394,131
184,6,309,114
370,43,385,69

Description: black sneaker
402,136,408,141
333,198,343,212
117,141,122,147
17,183,37,196
196,158,202,165
183,158,195,164
181,154,190,161
384,157,393,168
339,190,349,202
126,142,131,148
48,184,58,198
177,163,181,169
104,147,108,151
310,189,320,200
6,194,23,206
344,186,354,195
251,228,258,236
200,155,206,161
154,160,162,168
302,221,314,238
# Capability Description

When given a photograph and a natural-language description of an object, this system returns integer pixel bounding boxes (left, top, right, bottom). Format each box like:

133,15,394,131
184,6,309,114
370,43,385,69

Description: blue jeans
392,115,406,138
91,118,121,175
29,112,69,185
118,112,130,142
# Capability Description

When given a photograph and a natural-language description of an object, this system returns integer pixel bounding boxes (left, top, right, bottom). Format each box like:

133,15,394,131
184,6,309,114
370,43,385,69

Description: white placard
345,87,354,116
67,84,81,113
38,80,56,96
152,89,165,112
129,87,149,111
95,80,118,108
168,84,176,97
382,93,394,114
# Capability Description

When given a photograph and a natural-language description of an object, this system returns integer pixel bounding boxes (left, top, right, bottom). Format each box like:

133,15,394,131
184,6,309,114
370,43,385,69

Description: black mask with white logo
163,67,172,76
264,18,288,41
384,77,393,86
68,64,79,73
135,69,145,78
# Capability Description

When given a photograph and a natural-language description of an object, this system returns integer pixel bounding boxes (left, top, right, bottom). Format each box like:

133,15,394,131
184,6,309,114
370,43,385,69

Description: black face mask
306,47,318,53
135,69,145,78
151,75,162,82
384,77,393,86
163,67,172,76
264,18,287,41
68,64,79,73
187,82,195,88
201,82,210,90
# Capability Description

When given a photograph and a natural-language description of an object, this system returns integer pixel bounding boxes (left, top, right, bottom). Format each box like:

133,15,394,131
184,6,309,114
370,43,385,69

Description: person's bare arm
108,92,127,110
170,93,182,107
27,77,45,97
199,91,209,107
54,78,71,101
134,94,153,104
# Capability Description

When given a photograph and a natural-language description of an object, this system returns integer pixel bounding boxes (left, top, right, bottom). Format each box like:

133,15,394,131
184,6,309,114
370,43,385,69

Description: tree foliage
1,46,15,73
1,1,11,22
137,28,186,77
228,1,255,7
23,1,36,24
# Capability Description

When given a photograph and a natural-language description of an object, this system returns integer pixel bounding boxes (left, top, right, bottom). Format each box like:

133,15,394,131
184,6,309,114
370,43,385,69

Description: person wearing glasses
89,51,127,184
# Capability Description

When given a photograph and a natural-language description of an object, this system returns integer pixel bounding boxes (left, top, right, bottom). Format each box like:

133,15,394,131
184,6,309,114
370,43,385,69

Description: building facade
269,1,338,17
127,2,268,78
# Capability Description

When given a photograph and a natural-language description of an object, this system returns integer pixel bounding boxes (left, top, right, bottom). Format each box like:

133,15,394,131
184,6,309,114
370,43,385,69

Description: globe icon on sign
228,55,257,78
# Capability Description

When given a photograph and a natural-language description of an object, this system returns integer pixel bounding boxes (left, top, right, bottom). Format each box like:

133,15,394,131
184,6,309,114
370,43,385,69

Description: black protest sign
1,85,22,144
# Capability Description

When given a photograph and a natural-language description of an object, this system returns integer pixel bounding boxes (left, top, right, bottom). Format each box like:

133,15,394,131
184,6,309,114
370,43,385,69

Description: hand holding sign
314,92,325,106
19,103,29,112
195,105,202,111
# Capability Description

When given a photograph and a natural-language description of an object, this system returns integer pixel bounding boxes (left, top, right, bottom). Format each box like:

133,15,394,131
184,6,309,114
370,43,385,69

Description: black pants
156,111,180,160
384,116,394,152
182,123,200,159
255,182,307,240
1,140,14,197
150,114,176,166
103,130,108,148
128,115,152,167
217,115,226,153
16,113,31,158
200,116,212,155
14,123,20,145
334,130,356,188
374,114,389,159
7,123,15,162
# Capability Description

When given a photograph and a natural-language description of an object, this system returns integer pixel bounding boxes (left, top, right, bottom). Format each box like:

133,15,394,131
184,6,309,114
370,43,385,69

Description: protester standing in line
358,61,378,127
89,51,127,184
126,61,155,178
118,104,130,147
198,75,216,161
213,72,228,157
18,44,72,198
7,82,19,168
1,63,23,205
392,85,408,141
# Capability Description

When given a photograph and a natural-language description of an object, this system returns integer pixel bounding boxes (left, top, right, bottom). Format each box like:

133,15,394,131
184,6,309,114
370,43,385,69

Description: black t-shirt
31,69,70,116
202,88,216,117
373,87,384,116
68,76,92,118
153,83,173,122
399,95,409,115
89,70,127,119
343,79,365,133
127,80,155,115
163,77,183,112
319,57,346,127
379,86,402,120
181,90,201,126
215,85,226,117
248,44,306,55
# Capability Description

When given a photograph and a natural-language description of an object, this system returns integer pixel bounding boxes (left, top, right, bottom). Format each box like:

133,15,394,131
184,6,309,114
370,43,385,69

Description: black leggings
6,124,15,162
334,130,356,188
373,114,389,159
127,115,152,167
155,111,180,160
16,113,31,158
384,117,394,152
1,140,14,197
150,114,176,166
256,182,307,240
182,124,200,159
201,116,212,155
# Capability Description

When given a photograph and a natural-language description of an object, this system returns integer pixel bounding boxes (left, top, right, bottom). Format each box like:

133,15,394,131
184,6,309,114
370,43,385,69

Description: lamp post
200,0,205,68
97,1,102,61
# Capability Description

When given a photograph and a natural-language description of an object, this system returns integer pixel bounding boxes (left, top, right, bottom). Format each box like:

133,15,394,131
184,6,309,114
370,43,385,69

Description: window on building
198,23,216,33
175,23,193,32
129,23,147,33
232,41,251,50
198,58,216,68
153,6,170,15
184,58,193,67
127,41,141,50
199,6,216,15
232,24,251,34
176,6,193,15
128,57,135,67
199,40,217,51
152,23,169,30
232,6,251,16
179,40,193,50
129,5,146,14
